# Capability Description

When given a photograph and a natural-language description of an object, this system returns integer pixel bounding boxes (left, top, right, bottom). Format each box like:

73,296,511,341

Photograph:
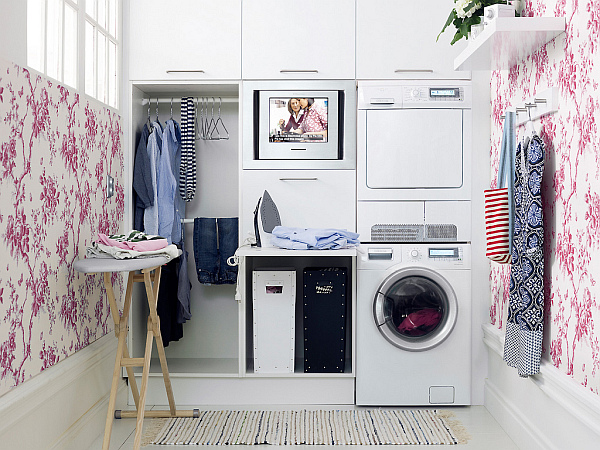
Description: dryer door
365,109,463,189
373,267,457,351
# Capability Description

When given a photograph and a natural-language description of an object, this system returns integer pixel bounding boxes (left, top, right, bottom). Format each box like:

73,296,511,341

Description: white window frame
27,0,121,110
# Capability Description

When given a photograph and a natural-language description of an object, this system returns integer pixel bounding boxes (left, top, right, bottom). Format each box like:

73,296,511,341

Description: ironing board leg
132,317,154,450
102,322,128,450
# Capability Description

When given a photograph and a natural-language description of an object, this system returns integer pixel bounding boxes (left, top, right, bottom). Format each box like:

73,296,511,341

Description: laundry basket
252,270,296,373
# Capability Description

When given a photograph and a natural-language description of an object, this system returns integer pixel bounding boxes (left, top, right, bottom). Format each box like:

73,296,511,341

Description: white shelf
454,17,566,71
237,246,358,258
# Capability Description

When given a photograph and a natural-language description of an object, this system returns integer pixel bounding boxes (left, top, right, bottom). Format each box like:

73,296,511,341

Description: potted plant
437,0,518,45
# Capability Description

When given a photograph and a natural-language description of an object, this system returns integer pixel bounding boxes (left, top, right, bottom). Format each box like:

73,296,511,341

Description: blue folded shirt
271,226,360,250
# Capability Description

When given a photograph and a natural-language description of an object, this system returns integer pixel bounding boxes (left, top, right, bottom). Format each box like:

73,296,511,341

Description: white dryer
357,81,472,243
356,243,471,406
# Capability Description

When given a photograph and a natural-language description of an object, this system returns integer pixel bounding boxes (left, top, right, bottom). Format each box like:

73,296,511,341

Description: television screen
269,97,328,143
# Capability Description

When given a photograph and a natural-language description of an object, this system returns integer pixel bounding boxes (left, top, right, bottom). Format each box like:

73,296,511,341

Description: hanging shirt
132,124,152,232
144,121,162,236
158,120,179,243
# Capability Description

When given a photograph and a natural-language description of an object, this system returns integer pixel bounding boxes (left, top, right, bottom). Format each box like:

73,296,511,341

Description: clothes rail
500,87,558,125
141,97,238,105
181,218,236,223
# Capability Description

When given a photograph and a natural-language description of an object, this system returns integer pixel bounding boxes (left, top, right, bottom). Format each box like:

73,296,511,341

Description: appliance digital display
429,248,458,258
269,97,328,143
429,88,460,98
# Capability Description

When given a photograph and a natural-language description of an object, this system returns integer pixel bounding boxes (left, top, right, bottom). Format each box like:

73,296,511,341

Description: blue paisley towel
504,135,545,377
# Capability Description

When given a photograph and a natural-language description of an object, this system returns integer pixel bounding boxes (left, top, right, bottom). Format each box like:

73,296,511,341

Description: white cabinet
241,170,356,245
242,0,355,79
356,0,470,80
128,0,241,80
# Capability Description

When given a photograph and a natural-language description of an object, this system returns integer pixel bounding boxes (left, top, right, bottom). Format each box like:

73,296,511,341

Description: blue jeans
193,217,238,285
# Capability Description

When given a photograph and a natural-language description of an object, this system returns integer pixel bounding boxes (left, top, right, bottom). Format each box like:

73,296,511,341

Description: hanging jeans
193,217,238,285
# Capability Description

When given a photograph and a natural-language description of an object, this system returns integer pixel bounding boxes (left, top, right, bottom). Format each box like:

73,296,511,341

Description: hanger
213,97,229,140
170,97,173,120
523,103,536,151
155,98,160,124
146,98,153,133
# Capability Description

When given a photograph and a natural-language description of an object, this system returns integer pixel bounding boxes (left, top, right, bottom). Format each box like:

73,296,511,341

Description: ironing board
74,255,198,450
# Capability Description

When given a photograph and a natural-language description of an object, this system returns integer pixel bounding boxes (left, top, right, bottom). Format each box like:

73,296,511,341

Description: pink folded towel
97,233,168,252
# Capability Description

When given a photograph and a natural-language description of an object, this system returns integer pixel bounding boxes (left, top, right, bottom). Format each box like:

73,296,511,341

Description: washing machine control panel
427,247,464,264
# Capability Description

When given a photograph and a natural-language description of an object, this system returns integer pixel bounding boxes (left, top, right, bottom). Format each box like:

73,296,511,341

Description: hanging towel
498,111,516,253
504,134,545,377
179,97,197,202
193,217,238,285
144,121,163,235
132,124,152,232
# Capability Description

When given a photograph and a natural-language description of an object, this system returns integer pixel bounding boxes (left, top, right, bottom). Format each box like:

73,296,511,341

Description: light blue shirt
143,122,162,235
158,120,179,243
498,111,516,252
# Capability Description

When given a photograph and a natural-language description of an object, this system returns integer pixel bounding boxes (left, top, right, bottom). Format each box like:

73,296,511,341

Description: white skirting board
483,324,600,450
129,376,355,406
0,333,126,450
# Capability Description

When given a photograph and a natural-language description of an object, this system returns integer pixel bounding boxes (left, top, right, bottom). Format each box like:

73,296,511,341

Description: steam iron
260,190,281,233
252,190,281,248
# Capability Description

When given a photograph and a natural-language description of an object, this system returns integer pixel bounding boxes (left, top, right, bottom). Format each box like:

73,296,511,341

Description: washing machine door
373,267,458,351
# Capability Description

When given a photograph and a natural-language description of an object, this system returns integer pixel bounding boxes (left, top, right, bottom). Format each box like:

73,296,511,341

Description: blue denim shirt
143,121,162,235
158,120,179,243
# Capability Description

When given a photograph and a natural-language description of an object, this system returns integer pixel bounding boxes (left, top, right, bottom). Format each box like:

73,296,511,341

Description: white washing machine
356,243,471,406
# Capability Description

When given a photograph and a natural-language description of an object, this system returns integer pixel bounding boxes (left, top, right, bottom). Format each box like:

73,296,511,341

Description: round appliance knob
410,249,419,258
411,89,420,98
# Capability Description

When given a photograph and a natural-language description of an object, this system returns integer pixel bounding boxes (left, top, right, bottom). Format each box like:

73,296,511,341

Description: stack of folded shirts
86,230,180,261
270,226,360,250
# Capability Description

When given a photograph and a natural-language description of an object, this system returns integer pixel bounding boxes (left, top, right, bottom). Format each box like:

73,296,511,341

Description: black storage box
302,267,347,373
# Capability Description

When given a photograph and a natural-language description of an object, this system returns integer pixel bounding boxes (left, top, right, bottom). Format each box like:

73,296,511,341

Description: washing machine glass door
374,267,458,351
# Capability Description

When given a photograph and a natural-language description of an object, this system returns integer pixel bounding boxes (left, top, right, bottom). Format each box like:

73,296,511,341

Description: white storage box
252,270,296,373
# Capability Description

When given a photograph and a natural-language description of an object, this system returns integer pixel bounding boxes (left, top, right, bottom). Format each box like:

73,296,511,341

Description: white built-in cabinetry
240,170,356,245
128,0,241,80
241,0,355,79
355,0,470,80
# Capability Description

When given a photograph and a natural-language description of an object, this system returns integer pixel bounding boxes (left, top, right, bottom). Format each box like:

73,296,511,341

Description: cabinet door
241,170,356,246
128,0,241,80
356,0,470,79
242,0,355,80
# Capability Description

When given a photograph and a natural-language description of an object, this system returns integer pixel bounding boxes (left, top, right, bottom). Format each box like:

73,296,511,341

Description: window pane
63,4,77,88
97,31,106,103
86,0,96,20
108,0,117,37
46,0,63,81
108,40,117,108
27,0,46,73
98,0,106,29
85,21,95,96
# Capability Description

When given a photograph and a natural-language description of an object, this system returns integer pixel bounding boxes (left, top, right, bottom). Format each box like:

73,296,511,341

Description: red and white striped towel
484,188,511,264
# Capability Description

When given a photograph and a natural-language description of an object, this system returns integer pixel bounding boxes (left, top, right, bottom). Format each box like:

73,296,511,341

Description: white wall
0,0,27,66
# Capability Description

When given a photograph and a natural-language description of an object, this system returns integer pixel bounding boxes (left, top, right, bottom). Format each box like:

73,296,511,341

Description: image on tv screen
269,97,328,143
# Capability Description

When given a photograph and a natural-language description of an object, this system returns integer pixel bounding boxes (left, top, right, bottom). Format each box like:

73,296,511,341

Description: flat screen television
253,90,343,160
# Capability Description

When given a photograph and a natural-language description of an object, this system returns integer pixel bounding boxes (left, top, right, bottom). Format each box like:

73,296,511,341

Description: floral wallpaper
489,1,600,394
0,59,124,397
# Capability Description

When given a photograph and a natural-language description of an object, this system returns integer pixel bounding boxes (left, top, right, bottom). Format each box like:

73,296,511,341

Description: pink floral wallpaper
0,59,124,397
489,1,600,394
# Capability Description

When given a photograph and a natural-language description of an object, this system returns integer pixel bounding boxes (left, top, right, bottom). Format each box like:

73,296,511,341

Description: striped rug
143,409,469,445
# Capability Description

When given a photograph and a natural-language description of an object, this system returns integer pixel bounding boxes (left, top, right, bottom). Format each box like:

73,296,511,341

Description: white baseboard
0,333,124,450
483,324,600,450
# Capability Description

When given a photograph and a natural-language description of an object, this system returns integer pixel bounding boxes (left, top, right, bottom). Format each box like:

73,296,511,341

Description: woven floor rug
142,409,469,446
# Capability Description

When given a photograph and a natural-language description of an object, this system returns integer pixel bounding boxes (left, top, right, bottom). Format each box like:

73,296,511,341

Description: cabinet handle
279,69,319,74
279,177,318,181
166,70,205,74
394,69,434,73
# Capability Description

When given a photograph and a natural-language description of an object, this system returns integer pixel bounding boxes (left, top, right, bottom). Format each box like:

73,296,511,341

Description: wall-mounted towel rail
500,87,558,125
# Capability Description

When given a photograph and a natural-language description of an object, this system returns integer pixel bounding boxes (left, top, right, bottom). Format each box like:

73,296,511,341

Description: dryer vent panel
425,224,457,242
371,224,423,242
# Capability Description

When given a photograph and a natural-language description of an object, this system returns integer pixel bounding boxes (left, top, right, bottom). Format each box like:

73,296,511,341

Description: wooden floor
88,404,519,449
